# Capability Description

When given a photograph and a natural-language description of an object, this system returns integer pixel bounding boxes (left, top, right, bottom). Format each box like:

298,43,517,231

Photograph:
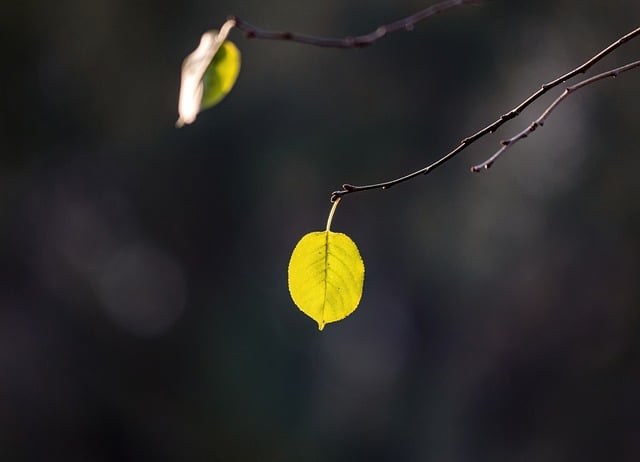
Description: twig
330,25,640,202
471,60,640,171
229,0,480,49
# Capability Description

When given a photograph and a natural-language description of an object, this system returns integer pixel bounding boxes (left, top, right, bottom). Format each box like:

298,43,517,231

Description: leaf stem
326,197,341,231
229,0,480,49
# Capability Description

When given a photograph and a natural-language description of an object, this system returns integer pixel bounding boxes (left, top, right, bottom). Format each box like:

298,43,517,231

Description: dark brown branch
229,0,480,49
471,60,640,171
330,25,640,202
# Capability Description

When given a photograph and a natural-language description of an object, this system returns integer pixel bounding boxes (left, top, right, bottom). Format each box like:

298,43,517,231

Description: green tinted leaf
176,20,239,127
201,41,241,109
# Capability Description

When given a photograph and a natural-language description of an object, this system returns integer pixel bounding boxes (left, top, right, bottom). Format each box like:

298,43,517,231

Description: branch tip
272,22,640,199
473,58,640,170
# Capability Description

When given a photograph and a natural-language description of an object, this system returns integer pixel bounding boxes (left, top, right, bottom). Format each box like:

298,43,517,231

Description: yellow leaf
288,231,365,330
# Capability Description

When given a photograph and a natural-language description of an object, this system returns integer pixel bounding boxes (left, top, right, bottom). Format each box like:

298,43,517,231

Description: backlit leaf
200,41,241,110
176,20,240,127
288,231,365,330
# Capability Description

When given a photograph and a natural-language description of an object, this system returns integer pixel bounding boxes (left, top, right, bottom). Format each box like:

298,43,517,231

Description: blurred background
2,0,640,460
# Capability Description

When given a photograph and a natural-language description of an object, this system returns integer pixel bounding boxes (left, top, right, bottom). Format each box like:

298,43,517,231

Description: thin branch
471,60,640,171
229,0,480,49
330,25,640,202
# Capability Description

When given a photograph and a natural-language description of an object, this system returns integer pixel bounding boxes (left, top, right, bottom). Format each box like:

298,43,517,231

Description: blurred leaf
200,41,241,110
176,20,240,127
288,231,365,330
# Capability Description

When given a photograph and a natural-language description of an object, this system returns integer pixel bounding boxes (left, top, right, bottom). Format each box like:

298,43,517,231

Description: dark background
2,1,640,460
